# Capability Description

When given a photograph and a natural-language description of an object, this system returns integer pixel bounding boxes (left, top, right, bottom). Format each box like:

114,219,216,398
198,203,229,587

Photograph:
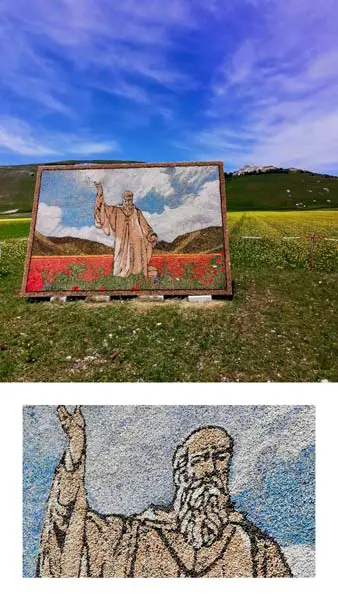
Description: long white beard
174,475,230,550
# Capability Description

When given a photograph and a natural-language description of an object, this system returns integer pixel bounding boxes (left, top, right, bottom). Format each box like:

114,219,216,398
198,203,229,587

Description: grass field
0,217,31,239
1,211,337,381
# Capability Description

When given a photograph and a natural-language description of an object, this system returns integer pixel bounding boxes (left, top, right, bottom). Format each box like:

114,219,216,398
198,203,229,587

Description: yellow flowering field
227,210,338,271
1,211,337,271
227,210,338,237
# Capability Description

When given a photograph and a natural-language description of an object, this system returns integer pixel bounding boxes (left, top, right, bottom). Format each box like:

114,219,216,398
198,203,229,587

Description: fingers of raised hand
57,406,85,432
74,406,85,428
57,405,71,429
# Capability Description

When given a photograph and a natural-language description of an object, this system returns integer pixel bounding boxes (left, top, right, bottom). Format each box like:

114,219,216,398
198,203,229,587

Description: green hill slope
225,169,338,211
32,226,224,256
32,232,115,255
0,162,337,215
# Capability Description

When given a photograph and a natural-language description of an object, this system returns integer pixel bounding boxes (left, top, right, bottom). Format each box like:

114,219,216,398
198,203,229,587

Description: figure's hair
123,190,133,197
172,445,188,487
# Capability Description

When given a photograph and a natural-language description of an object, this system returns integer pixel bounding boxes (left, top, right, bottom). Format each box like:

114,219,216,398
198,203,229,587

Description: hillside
32,232,115,255
224,169,338,211
32,226,224,256
156,226,223,253
0,161,337,215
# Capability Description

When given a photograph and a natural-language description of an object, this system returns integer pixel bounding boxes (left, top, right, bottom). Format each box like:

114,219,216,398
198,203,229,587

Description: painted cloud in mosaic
23,405,315,578
22,163,231,296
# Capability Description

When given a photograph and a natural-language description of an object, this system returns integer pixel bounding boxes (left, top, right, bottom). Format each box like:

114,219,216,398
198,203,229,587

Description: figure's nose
203,457,216,475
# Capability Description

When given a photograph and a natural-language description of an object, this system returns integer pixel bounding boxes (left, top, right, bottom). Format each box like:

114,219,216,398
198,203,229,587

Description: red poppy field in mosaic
26,253,226,292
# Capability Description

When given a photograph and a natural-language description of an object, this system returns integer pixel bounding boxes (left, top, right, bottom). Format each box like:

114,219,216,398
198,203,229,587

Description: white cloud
282,545,315,578
0,119,60,157
0,118,120,159
182,0,338,173
36,202,115,247
69,141,119,154
143,179,222,242
36,203,62,235
75,167,176,205
190,60,338,172
173,165,218,187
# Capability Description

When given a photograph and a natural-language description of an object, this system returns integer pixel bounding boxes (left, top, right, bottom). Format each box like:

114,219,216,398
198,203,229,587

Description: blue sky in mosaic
35,165,222,243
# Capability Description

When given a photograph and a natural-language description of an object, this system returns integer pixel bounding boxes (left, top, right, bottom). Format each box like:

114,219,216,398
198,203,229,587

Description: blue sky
23,405,315,577
1,0,338,173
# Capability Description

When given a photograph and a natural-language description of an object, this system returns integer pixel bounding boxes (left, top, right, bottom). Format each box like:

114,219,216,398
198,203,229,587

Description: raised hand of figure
94,181,104,206
57,406,86,466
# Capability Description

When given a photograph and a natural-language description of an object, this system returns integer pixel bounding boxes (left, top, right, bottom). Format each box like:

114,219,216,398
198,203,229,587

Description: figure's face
187,443,232,482
174,428,233,549
123,191,134,207
184,428,232,486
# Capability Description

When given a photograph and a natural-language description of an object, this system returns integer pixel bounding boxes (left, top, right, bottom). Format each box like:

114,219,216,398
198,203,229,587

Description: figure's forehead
183,428,232,455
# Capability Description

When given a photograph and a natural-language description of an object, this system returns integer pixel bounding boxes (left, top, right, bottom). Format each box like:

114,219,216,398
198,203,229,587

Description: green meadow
1,210,337,382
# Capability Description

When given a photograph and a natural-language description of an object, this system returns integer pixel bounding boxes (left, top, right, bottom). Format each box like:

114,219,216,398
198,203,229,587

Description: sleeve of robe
36,452,124,578
94,190,117,237
231,514,292,578
137,209,157,244
255,535,293,577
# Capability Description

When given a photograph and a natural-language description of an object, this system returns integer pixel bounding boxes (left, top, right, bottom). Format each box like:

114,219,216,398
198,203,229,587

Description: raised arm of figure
37,407,88,577
37,407,127,578
94,182,117,236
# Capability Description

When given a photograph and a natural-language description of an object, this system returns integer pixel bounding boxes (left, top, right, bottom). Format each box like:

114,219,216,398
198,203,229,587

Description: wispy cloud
0,0,199,114
183,0,338,172
0,118,119,159
1,0,337,170
69,141,117,154
0,119,60,157
0,0,214,161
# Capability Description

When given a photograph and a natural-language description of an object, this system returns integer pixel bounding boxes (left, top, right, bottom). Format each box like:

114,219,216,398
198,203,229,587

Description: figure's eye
214,451,229,461
190,455,204,466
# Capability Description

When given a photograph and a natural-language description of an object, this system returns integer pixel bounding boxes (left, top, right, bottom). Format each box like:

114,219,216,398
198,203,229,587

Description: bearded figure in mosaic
36,407,292,578
94,182,158,279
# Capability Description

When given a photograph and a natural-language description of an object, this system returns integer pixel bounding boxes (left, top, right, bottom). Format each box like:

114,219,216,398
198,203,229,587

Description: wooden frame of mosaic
21,161,232,298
